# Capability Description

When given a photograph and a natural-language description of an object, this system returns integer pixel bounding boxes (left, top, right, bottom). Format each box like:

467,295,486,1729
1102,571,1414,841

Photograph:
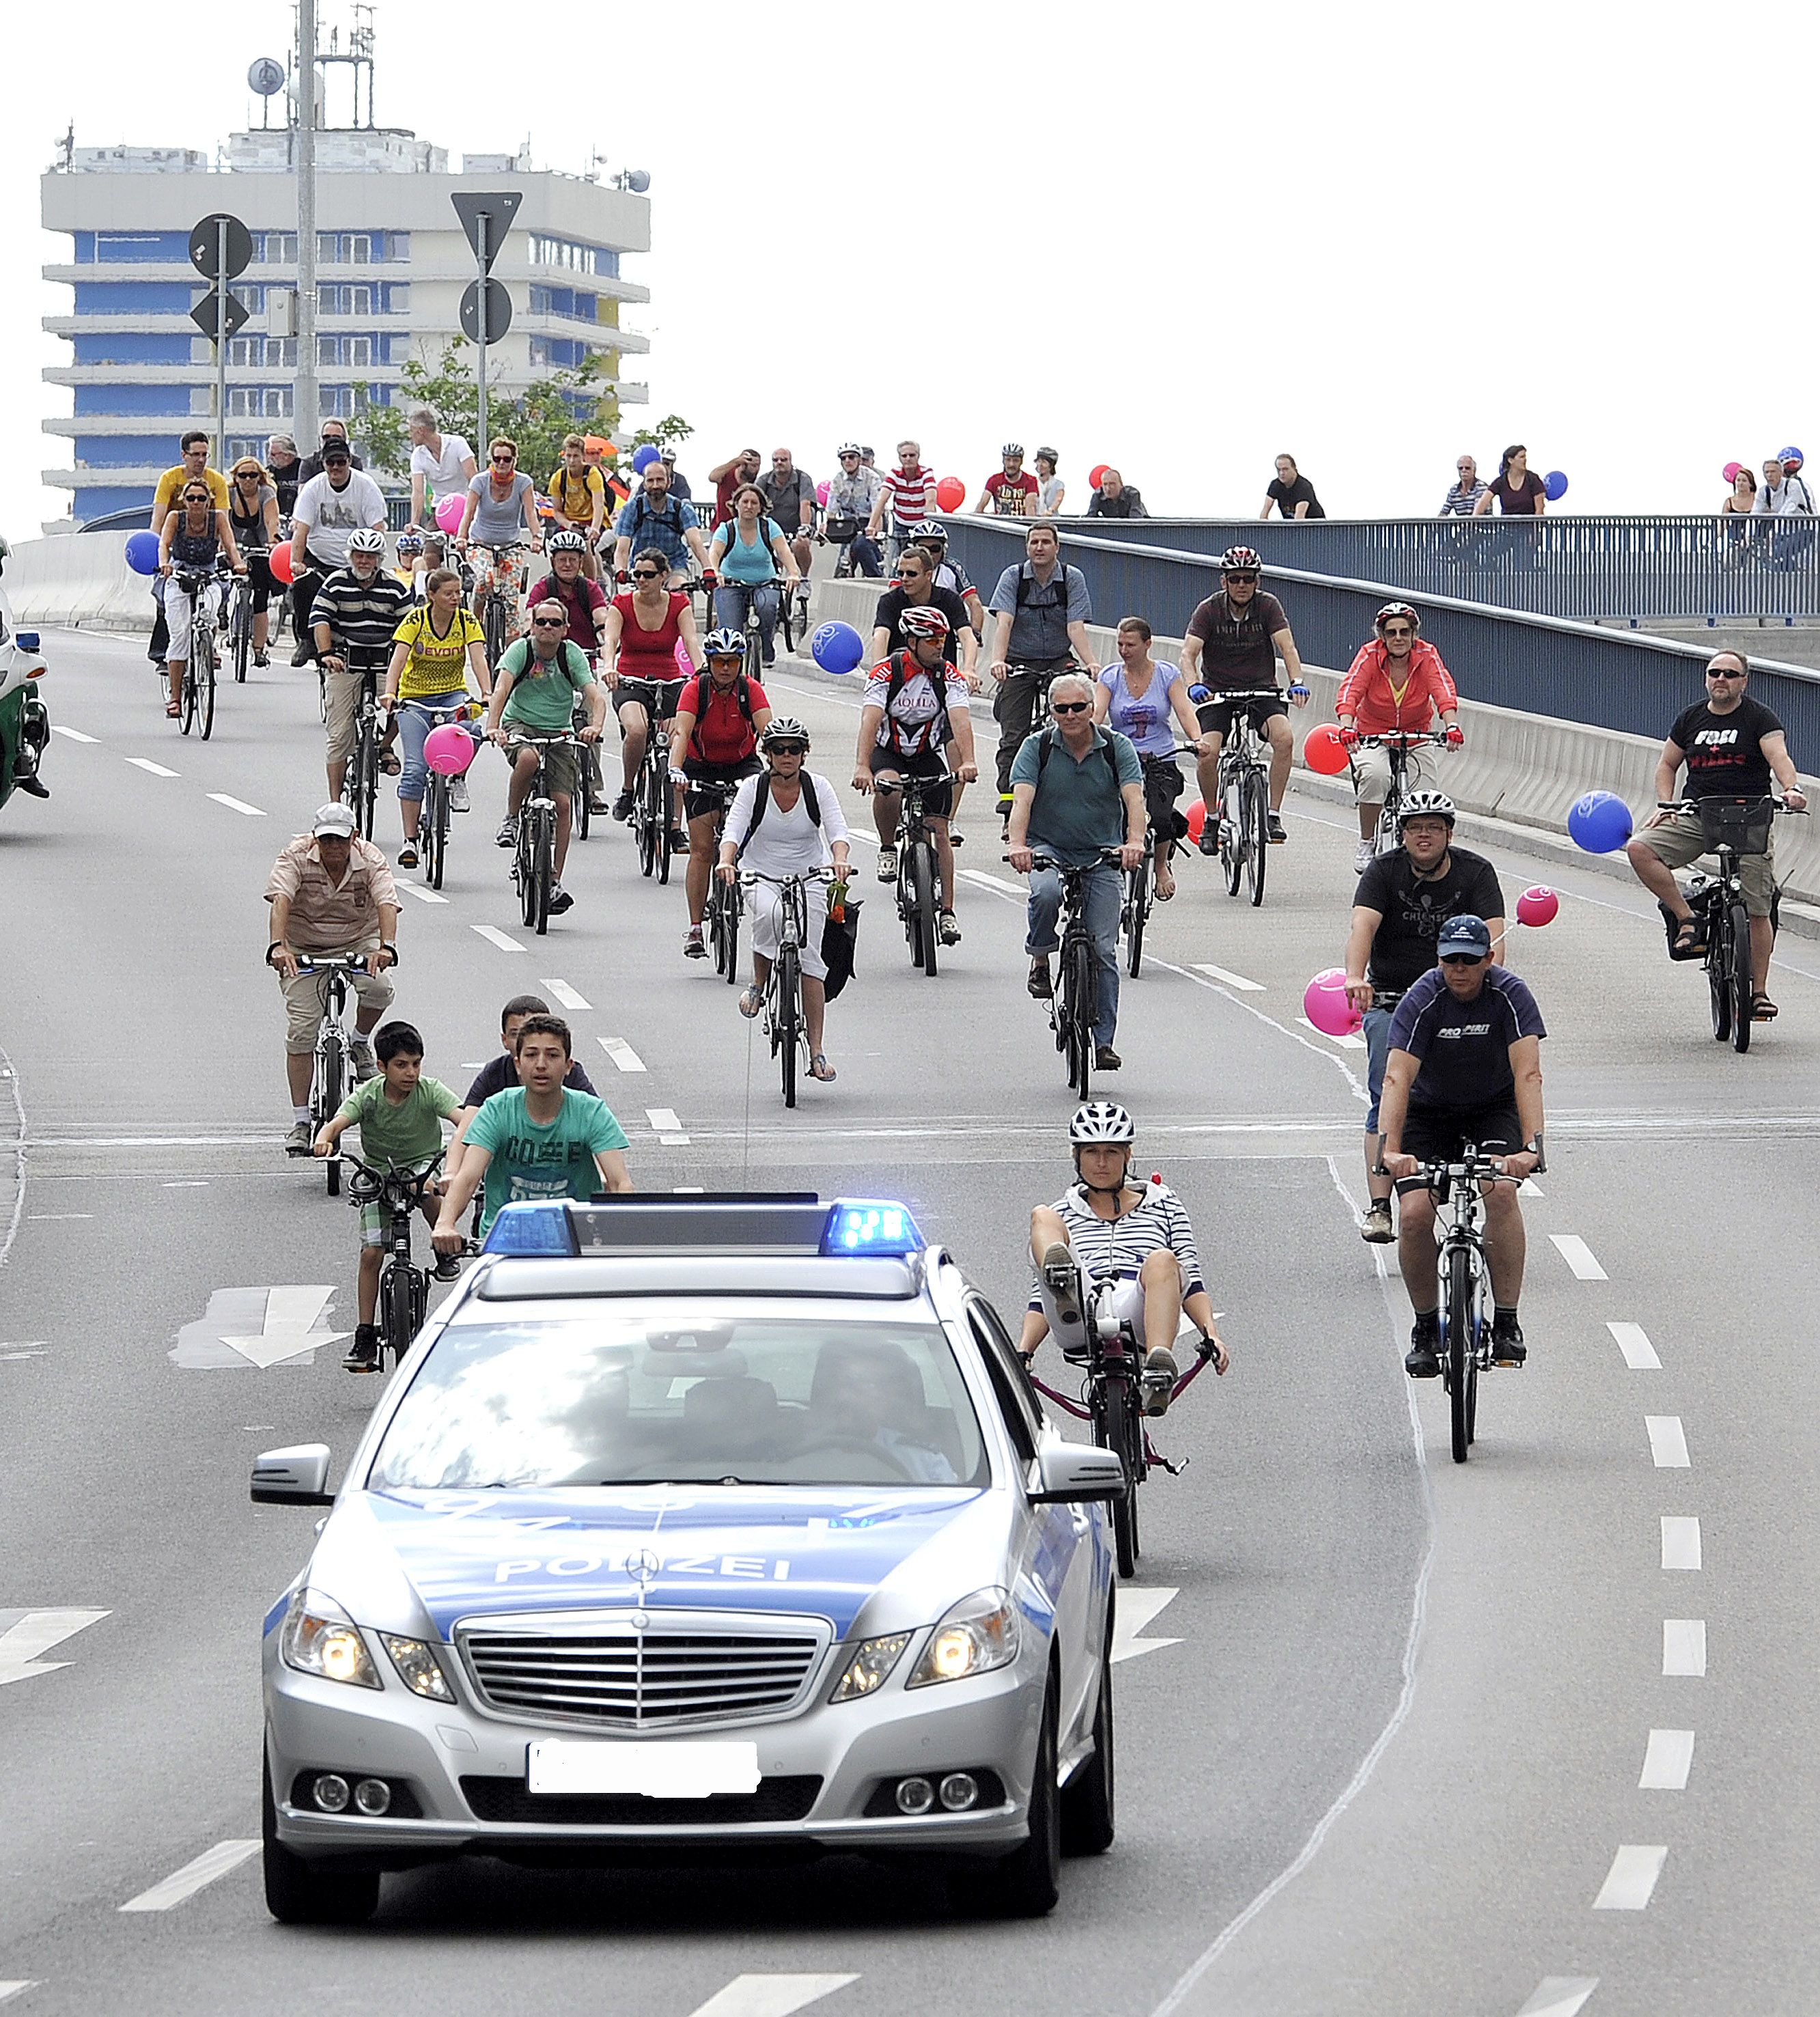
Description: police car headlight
280,1590,381,1691
830,1631,912,1703
907,1588,1020,1688
380,1634,455,1702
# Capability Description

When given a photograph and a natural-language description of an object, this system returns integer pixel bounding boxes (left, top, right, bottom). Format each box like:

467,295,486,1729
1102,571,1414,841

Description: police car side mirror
251,1443,335,1506
1028,1443,1124,1504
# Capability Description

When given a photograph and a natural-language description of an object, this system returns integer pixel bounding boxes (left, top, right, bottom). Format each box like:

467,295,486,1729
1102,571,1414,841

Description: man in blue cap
1377,915,1547,1376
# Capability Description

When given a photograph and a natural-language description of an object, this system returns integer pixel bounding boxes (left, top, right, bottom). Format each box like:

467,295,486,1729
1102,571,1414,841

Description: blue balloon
811,620,864,676
125,530,160,576
631,444,660,473
1544,470,1568,501
1567,789,1632,854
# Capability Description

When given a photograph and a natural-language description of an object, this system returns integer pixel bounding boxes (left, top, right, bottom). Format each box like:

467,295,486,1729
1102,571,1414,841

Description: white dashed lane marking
599,1037,646,1072
1549,1234,1608,1280
471,925,524,952
1514,1981,1598,2017
0,1984,38,2005
1296,1016,1366,1050
646,1107,690,1145
119,1839,259,1912
206,793,265,817
1194,962,1265,992
541,978,591,1010
1663,1619,1707,1676
1640,1729,1695,1790
684,1976,859,2017
51,722,98,742
125,757,178,777
395,882,449,905
957,869,1023,897
1661,1516,1702,1570
1646,1415,1690,1469
1592,1844,1667,1910
1608,1321,1661,1369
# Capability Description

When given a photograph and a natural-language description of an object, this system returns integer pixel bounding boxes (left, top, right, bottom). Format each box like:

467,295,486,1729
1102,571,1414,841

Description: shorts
279,945,394,1057
1349,742,1427,807
356,1173,434,1248
617,675,686,734
684,755,760,822
748,875,830,979
323,665,362,764
510,738,579,801
869,742,954,819
1398,1100,1523,1167
1632,808,1777,919
1196,692,1286,738
1033,1258,1182,1363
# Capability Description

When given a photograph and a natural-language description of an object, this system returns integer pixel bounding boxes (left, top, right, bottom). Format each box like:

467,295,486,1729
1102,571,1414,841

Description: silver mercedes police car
254,1194,1122,1922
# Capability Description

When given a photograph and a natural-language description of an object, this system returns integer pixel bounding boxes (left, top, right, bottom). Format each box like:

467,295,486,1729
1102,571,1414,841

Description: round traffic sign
189,212,253,283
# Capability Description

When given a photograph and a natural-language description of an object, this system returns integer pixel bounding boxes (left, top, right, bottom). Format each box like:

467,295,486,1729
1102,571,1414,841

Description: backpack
627,490,680,540
1034,723,1121,790
686,670,755,726
736,768,823,859
881,647,953,751
1014,561,1076,613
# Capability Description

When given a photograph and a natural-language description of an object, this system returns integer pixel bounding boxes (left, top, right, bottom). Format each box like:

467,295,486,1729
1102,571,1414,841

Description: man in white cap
264,803,400,1153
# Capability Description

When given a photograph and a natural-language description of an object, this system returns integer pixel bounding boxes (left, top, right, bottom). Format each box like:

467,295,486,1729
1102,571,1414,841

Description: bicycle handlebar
1016,848,1126,874
1350,730,1453,748
873,770,957,793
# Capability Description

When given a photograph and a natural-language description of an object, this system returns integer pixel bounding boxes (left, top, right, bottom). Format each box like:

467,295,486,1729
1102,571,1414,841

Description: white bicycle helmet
837,441,862,457
1002,442,1024,458
346,528,386,556
703,628,745,658
1396,790,1456,829
547,528,588,553
910,519,948,544
1069,1102,1135,1145
761,716,810,751
899,604,952,640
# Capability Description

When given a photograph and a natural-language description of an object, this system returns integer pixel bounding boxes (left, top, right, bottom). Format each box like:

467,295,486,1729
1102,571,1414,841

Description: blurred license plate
527,1739,761,1798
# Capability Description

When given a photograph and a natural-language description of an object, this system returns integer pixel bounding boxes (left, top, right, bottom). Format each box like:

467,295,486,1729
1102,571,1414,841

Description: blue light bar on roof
483,1201,578,1256
822,1199,924,1256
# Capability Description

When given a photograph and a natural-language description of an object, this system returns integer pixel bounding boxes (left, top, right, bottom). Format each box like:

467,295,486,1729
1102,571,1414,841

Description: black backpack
1014,561,1076,613
686,670,755,726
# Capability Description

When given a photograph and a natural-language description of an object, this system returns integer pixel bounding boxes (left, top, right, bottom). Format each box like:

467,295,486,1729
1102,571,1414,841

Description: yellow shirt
154,464,229,521
548,464,606,523
391,605,486,700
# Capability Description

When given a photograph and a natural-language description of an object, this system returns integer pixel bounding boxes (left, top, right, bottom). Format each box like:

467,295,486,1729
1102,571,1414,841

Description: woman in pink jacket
1335,602,1462,868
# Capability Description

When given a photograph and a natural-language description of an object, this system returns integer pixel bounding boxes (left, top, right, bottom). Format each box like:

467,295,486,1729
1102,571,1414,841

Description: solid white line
646,1108,683,1132
599,1036,646,1073
161,1180,209,1188
1515,1981,1599,2017
1640,1729,1694,1790
660,1136,691,1146
1663,1619,1707,1676
1295,1015,1367,1050
1647,1415,1690,1468
394,882,449,905
471,924,524,953
1550,1233,1608,1280
541,978,591,1011
206,793,265,816
957,868,1024,896
51,723,98,742
1194,962,1265,992
1592,1843,1666,1910
1608,1321,1661,1369
27,1213,92,1222
684,1977,859,2017
119,1838,259,1912
1661,1515,1703,1570
125,757,178,777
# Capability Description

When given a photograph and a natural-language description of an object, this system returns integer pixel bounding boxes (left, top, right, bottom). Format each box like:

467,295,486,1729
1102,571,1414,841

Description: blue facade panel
74,383,200,416
74,484,154,523
77,433,184,468
94,230,192,262
72,333,195,363
73,281,196,316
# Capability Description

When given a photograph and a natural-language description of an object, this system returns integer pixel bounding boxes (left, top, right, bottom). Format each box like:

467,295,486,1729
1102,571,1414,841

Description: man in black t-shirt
871,549,978,678
1342,791,1505,1244
447,993,600,1194
1625,650,1807,1014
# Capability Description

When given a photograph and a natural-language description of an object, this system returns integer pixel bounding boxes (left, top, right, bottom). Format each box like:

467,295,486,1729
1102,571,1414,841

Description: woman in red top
1334,602,1462,867
603,542,705,824
665,632,774,959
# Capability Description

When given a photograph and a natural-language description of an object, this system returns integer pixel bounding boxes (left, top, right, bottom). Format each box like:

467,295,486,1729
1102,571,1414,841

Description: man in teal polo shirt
1006,670,1146,1071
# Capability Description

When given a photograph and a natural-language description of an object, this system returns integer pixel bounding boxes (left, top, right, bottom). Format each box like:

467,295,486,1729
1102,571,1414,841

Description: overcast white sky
3,1,1812,535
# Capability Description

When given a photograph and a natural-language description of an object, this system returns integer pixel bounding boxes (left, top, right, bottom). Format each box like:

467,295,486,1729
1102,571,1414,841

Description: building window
253,231,298,265
320,384,393,419
318,284,374,317
529,285,598,323
529,234,619,279
228,335,298,367
318,334,376,367
226,436,270,465
225,284,266,314
227,386,294,418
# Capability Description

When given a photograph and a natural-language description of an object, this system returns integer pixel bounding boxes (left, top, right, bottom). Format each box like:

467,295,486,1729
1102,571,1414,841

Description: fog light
938,1772,979,1811
313,1773,350,1813
353,1777,392,1816
895,1775,934,1816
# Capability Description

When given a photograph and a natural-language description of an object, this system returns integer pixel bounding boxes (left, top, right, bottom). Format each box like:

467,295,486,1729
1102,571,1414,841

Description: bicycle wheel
531,808,554,935
1063,936,1095,1096
1100,1379,1140,1577
1124,855,1149,979
352,724,378,841
1728,896,1754,1053
381,1259,416,1370
1707,906,1733,1042
1220,776,1243,896
484,594,506,671
517,821,538,928
910,839,939,977
721,881,741,983
423,774,447,889
636,757,659,878
779,588,798,655
318,1041,345,1198
1446,1246,1476,1465
656,769,674,887
197,627,216,740
1244,767,1268,906
232,587,252,684
777,946,800,1108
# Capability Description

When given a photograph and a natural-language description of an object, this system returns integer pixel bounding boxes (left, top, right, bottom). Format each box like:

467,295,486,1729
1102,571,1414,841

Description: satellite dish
248,57,287,96
626,169,651,194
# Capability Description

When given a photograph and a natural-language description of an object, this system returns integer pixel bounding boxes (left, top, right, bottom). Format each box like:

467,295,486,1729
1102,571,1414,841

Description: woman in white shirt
1035,448,1065,516
719,717,852,1081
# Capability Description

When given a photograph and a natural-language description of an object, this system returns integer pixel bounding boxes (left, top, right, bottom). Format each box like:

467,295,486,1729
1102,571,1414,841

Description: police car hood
333,1485,996,1640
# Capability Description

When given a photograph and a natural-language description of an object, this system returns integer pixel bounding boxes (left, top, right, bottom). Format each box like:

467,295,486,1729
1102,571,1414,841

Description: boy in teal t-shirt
434,1012,633,1244
312,1020,462,1372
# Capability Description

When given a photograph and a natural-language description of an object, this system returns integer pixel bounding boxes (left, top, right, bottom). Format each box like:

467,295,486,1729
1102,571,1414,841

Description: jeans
1362,1003,1394,1132
1026,861,1122,1047
396,689,475,803
837,532,883,579
714,580,780,663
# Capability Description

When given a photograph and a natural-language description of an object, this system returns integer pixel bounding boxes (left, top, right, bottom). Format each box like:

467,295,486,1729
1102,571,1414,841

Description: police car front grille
461,1628,824,1726
461,1773,822,1826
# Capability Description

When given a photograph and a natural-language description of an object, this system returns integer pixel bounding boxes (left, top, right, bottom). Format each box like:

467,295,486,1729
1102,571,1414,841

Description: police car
254,1193,1122,1923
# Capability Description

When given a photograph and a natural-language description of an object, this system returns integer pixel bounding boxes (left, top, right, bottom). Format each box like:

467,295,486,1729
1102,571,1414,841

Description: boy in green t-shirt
313,1020,462,1372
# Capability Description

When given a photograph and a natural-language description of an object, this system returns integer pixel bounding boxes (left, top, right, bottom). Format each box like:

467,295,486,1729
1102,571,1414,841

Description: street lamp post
293,0,320,450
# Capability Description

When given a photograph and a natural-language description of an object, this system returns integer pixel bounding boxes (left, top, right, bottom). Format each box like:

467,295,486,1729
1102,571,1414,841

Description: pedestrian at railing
1085,470,1148,518
1474,445,1547,517
1261,453,1324,520
1440,456,1488,517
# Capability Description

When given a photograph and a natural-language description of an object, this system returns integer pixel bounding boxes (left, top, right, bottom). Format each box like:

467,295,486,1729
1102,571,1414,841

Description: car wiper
587,1475,768,1487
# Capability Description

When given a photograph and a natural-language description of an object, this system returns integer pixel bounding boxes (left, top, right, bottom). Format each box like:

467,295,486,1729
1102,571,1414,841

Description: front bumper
264,1645,1046,1869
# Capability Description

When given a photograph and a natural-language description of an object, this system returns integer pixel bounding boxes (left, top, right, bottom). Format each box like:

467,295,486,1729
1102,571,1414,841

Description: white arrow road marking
541,978,591,1010
684,1977,858,2017
1111,1587,1181,1665
120,1839,259,1912
1640,1729,1694,1790
1663,1619,1707,1676
1515,1979,1598,2017
0,1609,109,1686
1592,1844,1666,1910
1661,1516,1702,1570
0,1983,39,2005
219,1285,348,1368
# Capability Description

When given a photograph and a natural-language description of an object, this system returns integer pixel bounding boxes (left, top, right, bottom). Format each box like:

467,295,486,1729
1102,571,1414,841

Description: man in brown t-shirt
1179,551,1308,847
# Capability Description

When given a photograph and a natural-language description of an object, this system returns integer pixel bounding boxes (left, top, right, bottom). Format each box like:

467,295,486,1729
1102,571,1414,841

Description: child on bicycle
312,1020,462,1373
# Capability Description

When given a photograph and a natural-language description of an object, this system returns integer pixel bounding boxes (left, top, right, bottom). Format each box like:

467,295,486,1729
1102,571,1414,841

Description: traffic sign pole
476,210,489,456
215,216,231,469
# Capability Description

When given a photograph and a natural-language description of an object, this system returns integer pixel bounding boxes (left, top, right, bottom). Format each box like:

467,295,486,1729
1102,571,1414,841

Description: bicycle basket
823,514,860,543
1697,797,1772,856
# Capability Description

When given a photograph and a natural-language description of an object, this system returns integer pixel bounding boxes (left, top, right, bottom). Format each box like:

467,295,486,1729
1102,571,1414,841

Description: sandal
738,986,762,1020
1752,992,1779,1021
1156,878,1176,902
378,751,401,776
165,700,181,718
809,1053,837,1081
1670,918,1705,960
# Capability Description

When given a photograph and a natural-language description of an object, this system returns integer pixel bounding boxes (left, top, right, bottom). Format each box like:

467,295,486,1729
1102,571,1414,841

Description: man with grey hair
407,407,477,531
1007,669,1145,1071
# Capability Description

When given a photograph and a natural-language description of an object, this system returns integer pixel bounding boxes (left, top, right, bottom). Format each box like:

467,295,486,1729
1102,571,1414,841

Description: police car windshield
367,1314,989,1491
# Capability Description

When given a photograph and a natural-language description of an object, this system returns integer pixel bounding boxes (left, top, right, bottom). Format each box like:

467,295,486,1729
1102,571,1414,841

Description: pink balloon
674,639,693,675
1516,885,1559,927
1723,461,1744,484
815,480,830,507
1303,966,1363,1038
434,492,465,534
423,723,476,776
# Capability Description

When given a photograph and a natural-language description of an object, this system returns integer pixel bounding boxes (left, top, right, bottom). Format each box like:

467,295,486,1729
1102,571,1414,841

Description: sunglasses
768,744,807,756
531,617,567,628
1439,952,1486,966
1224,572,1259,584
492,453,516,463
1382,626,1414,639
631,568,663,581
1051,699,1091,715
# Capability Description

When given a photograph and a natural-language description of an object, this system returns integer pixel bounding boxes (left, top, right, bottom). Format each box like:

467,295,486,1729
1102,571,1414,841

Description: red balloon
1184,796,1207,844
934,475,966,513
1302,723,1351,776
1089,463,1110,489
1516,885,1560,927
267,542,296,585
